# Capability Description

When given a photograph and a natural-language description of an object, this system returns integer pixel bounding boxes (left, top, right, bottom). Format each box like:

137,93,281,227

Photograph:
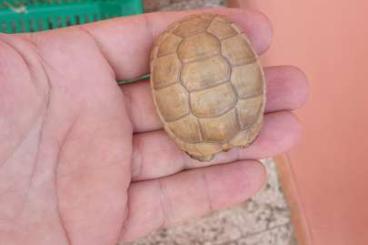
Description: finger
131,111,301,181
120,160,265,242
265,66,309,112
75,8,272,80
123,65,309,133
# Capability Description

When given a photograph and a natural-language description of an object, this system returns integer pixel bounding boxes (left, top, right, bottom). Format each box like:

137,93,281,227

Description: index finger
79,8,272,80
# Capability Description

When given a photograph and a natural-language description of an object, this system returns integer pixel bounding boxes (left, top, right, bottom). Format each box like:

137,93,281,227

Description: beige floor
125,1,296,244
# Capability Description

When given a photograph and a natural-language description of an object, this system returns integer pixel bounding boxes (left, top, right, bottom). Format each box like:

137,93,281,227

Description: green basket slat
0,0,143,33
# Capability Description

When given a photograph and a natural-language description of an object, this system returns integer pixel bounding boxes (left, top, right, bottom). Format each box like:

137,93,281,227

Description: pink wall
230,1,368,244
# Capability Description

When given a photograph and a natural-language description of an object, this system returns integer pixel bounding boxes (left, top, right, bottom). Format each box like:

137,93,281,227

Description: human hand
0,8,308,245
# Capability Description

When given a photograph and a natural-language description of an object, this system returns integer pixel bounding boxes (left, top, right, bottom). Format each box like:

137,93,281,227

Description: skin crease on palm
0,8,308,245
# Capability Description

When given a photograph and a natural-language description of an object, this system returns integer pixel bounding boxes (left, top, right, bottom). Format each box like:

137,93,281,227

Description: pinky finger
120,160,266,242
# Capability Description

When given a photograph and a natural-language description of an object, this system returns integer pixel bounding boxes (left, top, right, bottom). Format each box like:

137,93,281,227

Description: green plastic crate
0,0,143,33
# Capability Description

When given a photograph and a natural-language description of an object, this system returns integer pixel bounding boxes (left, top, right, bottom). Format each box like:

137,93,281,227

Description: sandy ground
124,1,295,244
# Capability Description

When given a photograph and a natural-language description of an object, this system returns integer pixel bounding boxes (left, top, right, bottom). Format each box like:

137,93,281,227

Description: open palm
0,9,308,245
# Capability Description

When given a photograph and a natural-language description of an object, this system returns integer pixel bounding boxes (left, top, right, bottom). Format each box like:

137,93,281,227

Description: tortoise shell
150,13,265,161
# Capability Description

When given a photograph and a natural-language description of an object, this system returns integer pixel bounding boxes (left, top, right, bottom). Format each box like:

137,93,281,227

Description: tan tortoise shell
150,13,265,161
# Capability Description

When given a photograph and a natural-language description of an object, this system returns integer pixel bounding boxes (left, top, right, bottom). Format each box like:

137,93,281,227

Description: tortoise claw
187,153,214,162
